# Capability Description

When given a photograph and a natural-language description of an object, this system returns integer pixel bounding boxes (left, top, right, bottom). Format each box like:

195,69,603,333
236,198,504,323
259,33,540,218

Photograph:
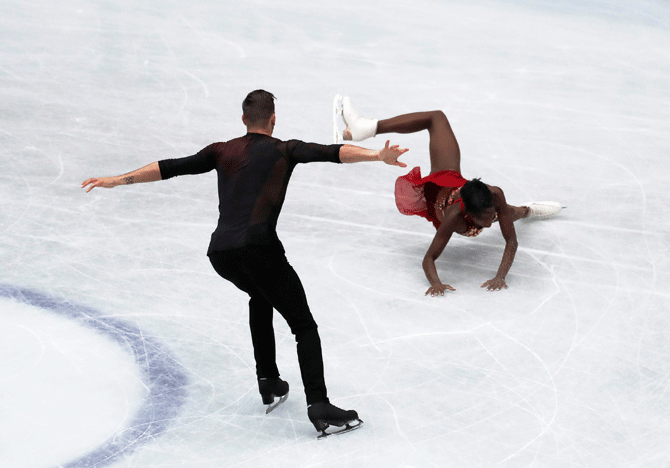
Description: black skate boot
258,377,289,414
307,401,363,439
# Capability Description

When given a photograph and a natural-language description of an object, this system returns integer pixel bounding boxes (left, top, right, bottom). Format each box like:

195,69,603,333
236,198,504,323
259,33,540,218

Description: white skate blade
265,392,289,414
316,418,363,439
333,94,343,143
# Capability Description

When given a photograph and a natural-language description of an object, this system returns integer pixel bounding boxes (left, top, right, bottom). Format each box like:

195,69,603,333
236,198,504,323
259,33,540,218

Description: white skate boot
521,201,563,218
333,95,378,143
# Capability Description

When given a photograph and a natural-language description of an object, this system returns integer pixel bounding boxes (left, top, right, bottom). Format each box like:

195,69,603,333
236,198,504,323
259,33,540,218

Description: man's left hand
379,140,408,167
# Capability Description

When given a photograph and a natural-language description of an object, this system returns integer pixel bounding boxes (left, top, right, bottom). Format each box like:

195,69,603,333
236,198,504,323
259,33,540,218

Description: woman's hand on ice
425,283,456,297
481,277,508,291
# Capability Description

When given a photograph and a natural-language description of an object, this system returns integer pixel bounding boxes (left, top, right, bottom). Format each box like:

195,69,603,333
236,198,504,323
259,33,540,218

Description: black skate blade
316,419,363,440
265,392,289,414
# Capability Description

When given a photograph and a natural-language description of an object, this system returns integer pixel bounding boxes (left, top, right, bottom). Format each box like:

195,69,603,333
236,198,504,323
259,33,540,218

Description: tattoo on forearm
123,175,135,185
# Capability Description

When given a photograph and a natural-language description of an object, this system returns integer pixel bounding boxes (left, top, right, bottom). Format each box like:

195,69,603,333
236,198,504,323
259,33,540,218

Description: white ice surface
1,0,669,467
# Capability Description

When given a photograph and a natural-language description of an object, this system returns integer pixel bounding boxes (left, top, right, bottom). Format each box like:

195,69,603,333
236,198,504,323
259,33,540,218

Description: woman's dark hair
460,178,493,215
242,89,276,125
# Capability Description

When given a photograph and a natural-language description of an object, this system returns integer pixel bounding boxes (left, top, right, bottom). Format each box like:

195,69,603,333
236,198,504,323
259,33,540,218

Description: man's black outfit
158,133,343,405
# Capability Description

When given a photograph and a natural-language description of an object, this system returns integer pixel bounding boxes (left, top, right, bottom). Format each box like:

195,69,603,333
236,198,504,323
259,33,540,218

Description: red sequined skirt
395,167,467,229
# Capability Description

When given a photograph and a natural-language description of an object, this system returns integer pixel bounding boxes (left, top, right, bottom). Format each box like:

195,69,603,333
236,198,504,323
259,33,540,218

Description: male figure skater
82,90,408,438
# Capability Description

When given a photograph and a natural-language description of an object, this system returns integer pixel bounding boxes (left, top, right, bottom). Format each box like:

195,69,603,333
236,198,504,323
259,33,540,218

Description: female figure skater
334,96,561,296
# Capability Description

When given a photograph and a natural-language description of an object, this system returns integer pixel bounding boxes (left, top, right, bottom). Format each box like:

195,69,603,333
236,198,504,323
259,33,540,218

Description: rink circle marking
0,284,188,468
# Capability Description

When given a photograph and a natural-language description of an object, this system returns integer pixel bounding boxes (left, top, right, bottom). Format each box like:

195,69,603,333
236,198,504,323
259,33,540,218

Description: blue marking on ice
0,284,189,468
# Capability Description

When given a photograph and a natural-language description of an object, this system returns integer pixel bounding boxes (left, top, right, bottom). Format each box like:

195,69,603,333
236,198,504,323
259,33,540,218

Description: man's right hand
81,176,121,193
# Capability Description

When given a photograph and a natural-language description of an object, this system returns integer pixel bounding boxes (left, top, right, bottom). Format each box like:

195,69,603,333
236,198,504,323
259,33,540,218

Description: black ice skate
258,377,289,414
307,401,363,439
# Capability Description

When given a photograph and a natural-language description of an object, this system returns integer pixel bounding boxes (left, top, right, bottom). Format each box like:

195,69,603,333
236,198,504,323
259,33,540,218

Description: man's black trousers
209,242,328,406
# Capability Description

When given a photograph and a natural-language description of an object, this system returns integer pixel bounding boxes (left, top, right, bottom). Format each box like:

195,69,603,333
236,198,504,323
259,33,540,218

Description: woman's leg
509,205,530,222
376,110,461,174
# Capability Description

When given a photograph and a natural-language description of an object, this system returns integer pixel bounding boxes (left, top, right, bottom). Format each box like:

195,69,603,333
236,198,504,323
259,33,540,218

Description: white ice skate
521,201,563,218
332,95,378,143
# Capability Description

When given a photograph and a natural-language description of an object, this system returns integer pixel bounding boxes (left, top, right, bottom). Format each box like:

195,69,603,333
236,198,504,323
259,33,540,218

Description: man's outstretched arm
339,140,408,167
82,162,162,193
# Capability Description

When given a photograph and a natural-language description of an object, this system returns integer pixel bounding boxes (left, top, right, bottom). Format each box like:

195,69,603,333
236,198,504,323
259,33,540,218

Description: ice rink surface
1,0,669,466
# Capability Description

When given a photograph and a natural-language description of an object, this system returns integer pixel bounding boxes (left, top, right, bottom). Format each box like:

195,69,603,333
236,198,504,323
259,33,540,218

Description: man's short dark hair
242,90,276,125
460,178,493,215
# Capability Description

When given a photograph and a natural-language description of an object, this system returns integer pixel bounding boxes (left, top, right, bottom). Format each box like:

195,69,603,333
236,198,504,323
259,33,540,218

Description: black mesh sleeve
285,140,343,165
158,145,217,180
